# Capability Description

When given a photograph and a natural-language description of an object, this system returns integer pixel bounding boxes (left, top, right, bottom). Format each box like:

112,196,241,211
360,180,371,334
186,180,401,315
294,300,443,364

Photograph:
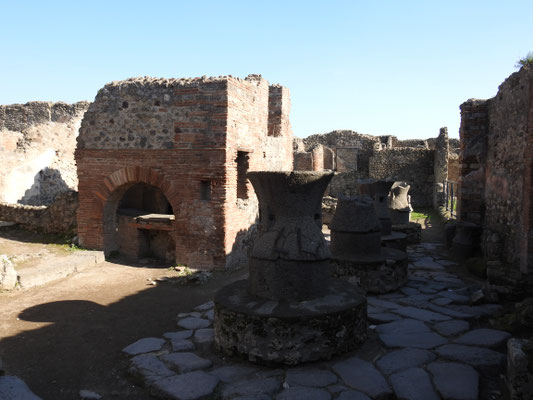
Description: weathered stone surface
412,258,445,271
426,304,473,319
376,348,436,375
209,365,258,383
427,361,479,400
389,367,439,400
454,328,511,348
171,339,195,352
128,354,175,385
285,368,337,387
275,387,331,400
506,338,533,400
177,317,211,330
432,297,453,306
221,377,282,399
79,389,102,399
332,357,392,399
160,352,212,373
367,298,401,310
336,391,372,400
368,312,402,324
435,344,505,373
377,318,448,349
432,320,470,337
193,328,214,343
194,301,214,311
0,255,17,290
164,331,193,340
151,370,219,400
391,306,451,322
0,375,42,400
122,338,166,356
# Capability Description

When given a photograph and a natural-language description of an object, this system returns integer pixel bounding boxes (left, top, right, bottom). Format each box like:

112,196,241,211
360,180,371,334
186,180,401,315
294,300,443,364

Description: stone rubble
120,242,513,400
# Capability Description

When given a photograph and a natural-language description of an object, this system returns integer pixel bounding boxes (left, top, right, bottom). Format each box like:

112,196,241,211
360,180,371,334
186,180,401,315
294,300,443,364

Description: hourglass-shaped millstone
358,179,395,235
389,181,412,225
214,171,368,365
247,171,333,301
330,195,382,257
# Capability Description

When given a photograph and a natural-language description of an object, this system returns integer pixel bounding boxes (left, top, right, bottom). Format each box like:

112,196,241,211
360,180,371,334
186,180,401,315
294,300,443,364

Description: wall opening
236,151,250,199
200,180,211,201
103,182,175,264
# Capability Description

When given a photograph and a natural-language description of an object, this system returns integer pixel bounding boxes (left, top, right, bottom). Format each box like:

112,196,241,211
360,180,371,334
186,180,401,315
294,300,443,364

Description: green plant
515,52,533,69
411,211,429,220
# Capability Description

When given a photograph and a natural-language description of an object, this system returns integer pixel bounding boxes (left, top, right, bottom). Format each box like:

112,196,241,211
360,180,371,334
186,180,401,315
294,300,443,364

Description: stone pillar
433,127,449,209
214,171,367,365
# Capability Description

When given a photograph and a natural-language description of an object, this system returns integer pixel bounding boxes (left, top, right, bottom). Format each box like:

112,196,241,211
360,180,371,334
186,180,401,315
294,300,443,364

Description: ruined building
75,75,293,269
457,66,533,299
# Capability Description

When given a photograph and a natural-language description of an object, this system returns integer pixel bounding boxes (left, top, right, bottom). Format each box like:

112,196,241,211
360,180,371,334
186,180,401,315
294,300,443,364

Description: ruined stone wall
0,101,89,205
369,148,434,207
0,191,78,234
433,127,449,208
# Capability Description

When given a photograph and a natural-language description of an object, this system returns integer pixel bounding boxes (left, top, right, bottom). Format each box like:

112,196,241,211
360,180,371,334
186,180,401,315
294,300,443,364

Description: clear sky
1,1,531,140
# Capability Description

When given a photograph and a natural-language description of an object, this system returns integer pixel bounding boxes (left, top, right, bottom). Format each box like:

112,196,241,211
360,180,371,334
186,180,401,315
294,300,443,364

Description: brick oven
75,75,293,269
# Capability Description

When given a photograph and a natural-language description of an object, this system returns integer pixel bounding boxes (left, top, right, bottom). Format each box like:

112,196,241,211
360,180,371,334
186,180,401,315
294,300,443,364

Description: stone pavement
120,242,510,400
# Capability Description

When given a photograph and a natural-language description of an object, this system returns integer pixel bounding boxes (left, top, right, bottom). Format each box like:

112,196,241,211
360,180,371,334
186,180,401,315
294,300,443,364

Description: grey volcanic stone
285,368,337,387
332,356,392,399
336,391,371,400
128,354,175,385
194,301,214,311
392,306,451,322
426,304,473,319
177,317,211,330
122,337,166,356
234,395,271,400
413,258,445,271
151,370,219,400
367,298,401,310
276,387,331,400
432,320,470,337
432,297,453,306
390,368,439,400
376,319,447,349
454,328,511,348
209,365,258,383
171,339,195,352
193,328,214,343
368,312,402,324
163,330,193,340
427,361,479,400
376,348,436,375
0,376,42,400
436,291,470,304
161,352,212,373
435,344,505,372
222,377,282,399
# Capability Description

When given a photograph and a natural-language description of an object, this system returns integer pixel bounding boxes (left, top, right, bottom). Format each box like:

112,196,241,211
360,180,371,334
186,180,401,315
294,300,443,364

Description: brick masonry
75,75,292,270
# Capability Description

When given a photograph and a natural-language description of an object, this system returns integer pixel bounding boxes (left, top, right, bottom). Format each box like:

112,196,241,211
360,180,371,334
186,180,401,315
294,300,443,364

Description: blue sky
1,1,531,139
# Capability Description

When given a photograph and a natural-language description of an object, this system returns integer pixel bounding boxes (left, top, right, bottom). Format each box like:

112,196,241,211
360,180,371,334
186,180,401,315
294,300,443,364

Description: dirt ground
0,209,450,400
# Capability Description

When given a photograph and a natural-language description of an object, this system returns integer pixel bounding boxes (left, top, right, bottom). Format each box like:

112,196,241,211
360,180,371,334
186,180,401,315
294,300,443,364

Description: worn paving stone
285,368,337,387
435,344,506,373
209,365,259,383
163,330,193,340
412,258,445,271
395,294,433,308
379,329,448,349
432,297,453,306
448,304,503,319
171,339,195,352
122,337,166,356
204,309,215,321
376,348,436,375
151,370,219,400
454,328,511,348
426,304,474,319
194,301,214,311
391,306,451,322
276,386,331,400
129,354,175,385
390,367,439,400
435,259,458,266
368,312,402,324
221,377,282,399
400,287,420,295
177,312,202,318
367,305,385,314
0,375,42,400
427,361,478,400
233,395,271,400
367,297,401,310
193,328,214,343
432,320,470,337
336,391,371,400
435,291,470,304
177,317,211,330
418,286,438,294
161,352,212,373
332,356,392,399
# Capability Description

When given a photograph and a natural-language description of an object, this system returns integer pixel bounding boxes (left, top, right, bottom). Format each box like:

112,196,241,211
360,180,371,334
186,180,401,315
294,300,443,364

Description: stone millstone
331,246,408,294
214,279,367,365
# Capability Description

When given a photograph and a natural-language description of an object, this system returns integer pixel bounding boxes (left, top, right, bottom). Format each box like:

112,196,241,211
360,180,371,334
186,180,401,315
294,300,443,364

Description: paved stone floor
116,242,509,400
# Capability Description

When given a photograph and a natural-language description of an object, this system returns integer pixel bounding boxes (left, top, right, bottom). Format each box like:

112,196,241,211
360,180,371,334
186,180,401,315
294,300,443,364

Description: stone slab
171,339,195,352
122,337,166,356
275,387,331,400
376,348,436,375
209,365,259,383
151,370,219,400
221,377,282,399
454,328,511,348
427,361,479,400
435,344,506,373
390,367,439,400
177,317,211,330
285,368,337,387
432,320,470,337
391,306,451,322
332,356,392,399
128,354,175,385
163,330,193,340
336,391,371,400
161,352,212,373
0,375,42,400
368,312,402,324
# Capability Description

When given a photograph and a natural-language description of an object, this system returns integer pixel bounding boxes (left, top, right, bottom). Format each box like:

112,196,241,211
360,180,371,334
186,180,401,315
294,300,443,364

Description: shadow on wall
18,168,71,206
